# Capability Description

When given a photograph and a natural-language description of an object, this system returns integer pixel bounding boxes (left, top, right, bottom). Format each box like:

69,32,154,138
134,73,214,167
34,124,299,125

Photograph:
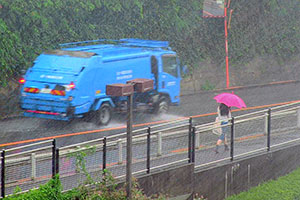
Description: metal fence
0,140,56,196
1,102,300,197
194,101,300,169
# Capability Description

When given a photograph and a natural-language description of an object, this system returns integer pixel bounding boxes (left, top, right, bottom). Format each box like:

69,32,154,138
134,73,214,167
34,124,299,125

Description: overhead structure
203,0,225,18
203,0,233,88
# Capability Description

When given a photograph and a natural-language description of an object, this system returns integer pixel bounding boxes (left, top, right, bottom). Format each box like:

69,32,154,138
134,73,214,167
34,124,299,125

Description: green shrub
5,175,67,200
0,0,299,87
4,147,166,200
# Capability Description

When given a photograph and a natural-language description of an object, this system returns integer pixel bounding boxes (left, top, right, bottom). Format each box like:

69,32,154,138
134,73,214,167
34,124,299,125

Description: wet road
0,81,299,148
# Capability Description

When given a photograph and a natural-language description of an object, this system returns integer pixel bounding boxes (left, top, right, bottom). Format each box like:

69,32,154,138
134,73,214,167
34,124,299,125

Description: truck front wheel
153,96,169,115
95,103,112,126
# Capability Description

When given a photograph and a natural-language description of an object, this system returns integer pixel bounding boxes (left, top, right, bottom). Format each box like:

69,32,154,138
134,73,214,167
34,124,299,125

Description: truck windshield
162,55,178,77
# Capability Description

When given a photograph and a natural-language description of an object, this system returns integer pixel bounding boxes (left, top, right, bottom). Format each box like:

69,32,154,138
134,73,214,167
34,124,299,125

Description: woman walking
215,103,231,153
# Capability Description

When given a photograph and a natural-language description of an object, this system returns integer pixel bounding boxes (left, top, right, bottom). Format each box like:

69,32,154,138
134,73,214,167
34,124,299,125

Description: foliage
4,175,72,200
0,19,25,86
229,0,300,64
0,0,299,87
226,167,300,200
68,145,96,185
73,170,161,200
68,145,166,200
5,146,166,200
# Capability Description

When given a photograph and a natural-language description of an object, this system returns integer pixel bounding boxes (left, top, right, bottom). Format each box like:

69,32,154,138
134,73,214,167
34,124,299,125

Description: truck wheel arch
158,93,171,103
93,98,115,111
95,103,112,126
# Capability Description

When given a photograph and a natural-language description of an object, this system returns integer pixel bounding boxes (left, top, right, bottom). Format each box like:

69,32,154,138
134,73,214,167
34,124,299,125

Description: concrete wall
136,143,300,200
138,164,194,198
194,143,300,200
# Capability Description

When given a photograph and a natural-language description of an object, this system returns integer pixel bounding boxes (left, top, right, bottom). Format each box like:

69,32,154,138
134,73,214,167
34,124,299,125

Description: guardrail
194,102,300,169
1,102,300,197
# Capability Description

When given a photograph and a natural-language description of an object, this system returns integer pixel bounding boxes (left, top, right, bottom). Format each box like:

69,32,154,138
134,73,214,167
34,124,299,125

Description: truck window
162,55,178,77
151,56,158,75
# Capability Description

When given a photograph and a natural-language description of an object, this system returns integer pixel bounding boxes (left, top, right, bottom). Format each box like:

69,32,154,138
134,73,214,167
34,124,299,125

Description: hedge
0,0,299,86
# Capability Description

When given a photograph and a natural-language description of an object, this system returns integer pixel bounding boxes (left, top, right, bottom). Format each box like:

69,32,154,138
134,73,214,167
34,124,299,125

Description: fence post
267,109,271,151
192,127,196,163
52,139,56,178
264,113,268,135
225,171,228,199
31,153,36,180
195,130,200,149
188,117,193,163
1,150,5,198
157,132,162,157
297,108,300,129
103,137,107,173
75,146,80,173
117,139,123,164
147,127,151,174
56,148,60,175
230,117,234,161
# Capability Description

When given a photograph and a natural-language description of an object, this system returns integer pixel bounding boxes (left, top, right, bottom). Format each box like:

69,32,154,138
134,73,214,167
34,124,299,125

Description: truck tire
95,103,112,125
82,111,96,122
153,96,169,115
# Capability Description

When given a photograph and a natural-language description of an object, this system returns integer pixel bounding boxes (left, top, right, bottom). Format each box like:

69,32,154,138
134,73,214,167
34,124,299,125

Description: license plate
40,88,52,94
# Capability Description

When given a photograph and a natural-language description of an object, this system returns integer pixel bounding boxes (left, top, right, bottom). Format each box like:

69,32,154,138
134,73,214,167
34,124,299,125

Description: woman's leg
224,137,229,150
215,132,225,153
223,122,229,150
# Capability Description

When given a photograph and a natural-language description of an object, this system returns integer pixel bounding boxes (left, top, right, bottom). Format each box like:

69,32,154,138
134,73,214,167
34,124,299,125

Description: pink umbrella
214,92,246,109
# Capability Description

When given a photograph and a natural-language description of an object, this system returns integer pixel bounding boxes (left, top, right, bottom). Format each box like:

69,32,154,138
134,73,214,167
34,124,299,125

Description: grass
226,167,300,200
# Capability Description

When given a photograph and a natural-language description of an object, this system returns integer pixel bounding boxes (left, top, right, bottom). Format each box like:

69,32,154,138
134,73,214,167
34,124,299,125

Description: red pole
224,1,230,88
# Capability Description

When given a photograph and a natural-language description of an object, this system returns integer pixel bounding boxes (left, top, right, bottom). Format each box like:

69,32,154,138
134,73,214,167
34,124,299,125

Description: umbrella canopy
214,92,246,109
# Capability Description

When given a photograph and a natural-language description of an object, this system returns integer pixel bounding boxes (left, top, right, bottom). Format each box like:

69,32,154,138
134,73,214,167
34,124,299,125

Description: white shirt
217,106,231,122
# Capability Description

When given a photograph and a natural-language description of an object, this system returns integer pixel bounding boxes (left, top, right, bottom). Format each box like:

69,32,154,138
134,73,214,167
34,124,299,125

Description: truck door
160,54,181,104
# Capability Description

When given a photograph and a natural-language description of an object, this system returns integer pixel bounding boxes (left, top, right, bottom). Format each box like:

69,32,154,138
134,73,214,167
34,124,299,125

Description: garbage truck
19,38,185,125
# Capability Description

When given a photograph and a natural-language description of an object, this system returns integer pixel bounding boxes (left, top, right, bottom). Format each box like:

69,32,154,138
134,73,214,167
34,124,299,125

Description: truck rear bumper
20,95,89,121
23,110,70,121
22,104,81,120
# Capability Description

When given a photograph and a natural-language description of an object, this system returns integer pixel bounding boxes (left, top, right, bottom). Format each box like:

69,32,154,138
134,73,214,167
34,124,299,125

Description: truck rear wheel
153,96,169,115
95,103,112,125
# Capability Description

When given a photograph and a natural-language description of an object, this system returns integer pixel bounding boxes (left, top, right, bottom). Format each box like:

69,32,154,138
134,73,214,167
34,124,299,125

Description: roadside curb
0,114,23,121
180,79,300,96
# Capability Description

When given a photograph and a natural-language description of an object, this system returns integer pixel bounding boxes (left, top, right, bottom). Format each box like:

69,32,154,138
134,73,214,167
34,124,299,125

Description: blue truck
19,39,184,125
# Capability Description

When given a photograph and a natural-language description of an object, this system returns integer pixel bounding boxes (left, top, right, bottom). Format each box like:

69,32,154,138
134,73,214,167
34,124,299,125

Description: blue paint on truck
19,39,183,125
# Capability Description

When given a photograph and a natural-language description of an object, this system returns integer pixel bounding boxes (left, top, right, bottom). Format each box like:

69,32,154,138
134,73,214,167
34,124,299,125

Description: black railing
1,102,300,197
103,137,107,173
230,117,235,161
267,109,271,151
147,127,151,174
1,150,5,198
